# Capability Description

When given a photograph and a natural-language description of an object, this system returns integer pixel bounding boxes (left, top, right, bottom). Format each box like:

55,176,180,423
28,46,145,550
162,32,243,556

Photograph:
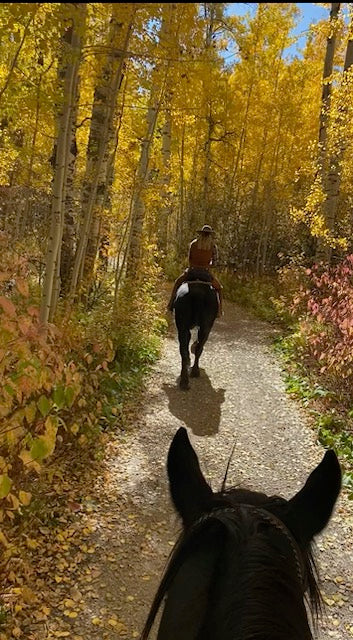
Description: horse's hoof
190,368,200,378
180,381,190,390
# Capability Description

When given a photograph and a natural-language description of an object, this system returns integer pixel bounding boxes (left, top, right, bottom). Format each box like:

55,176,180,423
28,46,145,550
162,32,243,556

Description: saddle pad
176,282,214,301
175,282,189,299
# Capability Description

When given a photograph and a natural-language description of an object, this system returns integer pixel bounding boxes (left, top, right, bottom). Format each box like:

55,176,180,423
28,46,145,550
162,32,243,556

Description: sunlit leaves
30,436,51,462
18,490,31,505
0,474,12,498
0,252,119,531
37,394,52,417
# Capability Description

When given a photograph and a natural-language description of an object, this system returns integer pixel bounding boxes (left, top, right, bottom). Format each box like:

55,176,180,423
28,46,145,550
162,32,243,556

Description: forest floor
6,300,353,640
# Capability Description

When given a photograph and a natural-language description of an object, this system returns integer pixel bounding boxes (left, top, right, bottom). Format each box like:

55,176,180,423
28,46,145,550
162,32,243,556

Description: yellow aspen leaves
18,490,32,506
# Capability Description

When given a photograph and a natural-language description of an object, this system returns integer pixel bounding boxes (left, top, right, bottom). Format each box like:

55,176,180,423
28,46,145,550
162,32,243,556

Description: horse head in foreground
141,428,341,640
174,277,218,390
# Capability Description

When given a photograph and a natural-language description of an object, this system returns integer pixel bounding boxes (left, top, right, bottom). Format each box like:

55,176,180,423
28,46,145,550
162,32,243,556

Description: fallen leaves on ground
0,417,170,640
1,379,352,640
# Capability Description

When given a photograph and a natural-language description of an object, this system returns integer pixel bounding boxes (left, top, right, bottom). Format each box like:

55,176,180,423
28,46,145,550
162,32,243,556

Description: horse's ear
286,450,341,544
167,428,213,528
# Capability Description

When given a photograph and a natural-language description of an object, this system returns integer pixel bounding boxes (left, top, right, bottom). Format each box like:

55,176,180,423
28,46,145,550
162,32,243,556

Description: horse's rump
175,280,215,301
175,281,218,328
175,281,217,302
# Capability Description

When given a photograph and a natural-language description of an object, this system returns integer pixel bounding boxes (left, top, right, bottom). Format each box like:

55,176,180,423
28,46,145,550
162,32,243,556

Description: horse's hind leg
190,339,197,355
178,328,191,390
190,326,210,378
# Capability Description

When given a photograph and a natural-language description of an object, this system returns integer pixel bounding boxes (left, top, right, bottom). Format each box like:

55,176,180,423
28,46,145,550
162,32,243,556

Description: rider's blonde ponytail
196,234,213,251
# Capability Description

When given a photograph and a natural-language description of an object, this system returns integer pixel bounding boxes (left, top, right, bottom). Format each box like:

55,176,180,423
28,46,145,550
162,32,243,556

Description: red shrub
291,255,353,390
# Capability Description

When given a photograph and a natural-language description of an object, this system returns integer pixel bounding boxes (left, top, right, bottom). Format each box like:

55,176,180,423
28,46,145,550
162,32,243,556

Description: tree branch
0,6,39,105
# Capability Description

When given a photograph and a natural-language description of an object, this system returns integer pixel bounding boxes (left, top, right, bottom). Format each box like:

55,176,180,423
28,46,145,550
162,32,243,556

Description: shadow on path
163,369,225,436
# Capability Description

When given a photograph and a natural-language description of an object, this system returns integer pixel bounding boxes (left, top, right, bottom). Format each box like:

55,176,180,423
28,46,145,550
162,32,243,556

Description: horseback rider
167,224,223,316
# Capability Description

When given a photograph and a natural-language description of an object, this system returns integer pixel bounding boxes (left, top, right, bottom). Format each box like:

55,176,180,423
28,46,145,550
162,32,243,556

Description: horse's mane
140,500,322,640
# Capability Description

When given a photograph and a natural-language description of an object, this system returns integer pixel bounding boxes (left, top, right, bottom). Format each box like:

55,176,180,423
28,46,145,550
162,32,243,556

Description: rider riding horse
167,225,223,317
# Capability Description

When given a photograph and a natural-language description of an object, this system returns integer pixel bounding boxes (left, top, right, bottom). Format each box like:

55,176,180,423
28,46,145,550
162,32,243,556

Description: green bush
220,271,280,323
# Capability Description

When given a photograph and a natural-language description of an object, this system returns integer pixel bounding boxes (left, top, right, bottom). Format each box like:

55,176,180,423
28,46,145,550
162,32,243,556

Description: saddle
185,268,220,316
185,267,213,283
170,268,218,313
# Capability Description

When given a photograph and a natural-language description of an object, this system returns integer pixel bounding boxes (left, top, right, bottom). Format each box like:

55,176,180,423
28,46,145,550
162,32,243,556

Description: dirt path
46,301,353,639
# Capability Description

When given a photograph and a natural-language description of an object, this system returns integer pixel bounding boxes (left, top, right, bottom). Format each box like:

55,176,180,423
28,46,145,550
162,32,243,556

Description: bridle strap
192,504,305,588
243,504,306,588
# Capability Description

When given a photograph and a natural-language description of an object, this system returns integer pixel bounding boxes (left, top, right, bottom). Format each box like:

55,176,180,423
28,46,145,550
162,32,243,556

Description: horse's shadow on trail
163,371,225,436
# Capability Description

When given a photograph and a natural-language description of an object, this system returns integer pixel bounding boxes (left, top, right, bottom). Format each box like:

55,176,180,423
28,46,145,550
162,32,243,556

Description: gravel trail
52,301,353,639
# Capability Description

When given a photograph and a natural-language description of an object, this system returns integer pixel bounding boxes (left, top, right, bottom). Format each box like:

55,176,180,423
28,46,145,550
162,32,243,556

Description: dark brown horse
141,428,341,640
174,278,218,390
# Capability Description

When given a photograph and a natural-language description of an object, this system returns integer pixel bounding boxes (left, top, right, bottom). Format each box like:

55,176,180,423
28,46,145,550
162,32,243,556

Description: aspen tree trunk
113,209,133,312
226,81,254,213
70,11,133,296
105,80,127,213
51,17,84,318
226,4,263,215
50,244,62,321
80,13,133,290
175,124,186,254
157,109,172,253
256,48,284,276
178,123,185,252
156,5,176,254
40,8,84,326
126,9,171,276
318,3,341,173
260,110,284,274
21,67,42,241
203,108,215,221
125,103,160,275
260,223,271,275
319,30,353,262
242,127,268,270
60,67,80,293
96,83,127,277
315,3,341,263
113,176,139,311
186,135,200,236
202,3,216,221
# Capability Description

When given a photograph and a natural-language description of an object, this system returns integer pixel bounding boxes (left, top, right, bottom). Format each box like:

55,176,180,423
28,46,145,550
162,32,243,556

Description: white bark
126,103,160,274
202,3,216,221
82,20,132,285
178,123,185,251
40,9,84,326
126,8,171,275
70,11,134,295
60,67,80,292
203,108,214,219
318,3,341,173
158,108,172,252
322,32,353,252
316,13,352,263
